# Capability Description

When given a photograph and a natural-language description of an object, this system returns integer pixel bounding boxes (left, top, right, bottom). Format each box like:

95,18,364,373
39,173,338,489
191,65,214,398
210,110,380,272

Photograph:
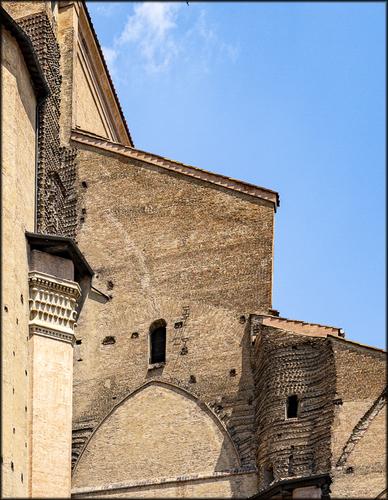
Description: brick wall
71,143,275,494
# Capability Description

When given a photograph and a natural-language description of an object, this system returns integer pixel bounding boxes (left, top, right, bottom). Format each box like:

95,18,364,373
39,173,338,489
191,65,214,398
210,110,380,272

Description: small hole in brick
102,336,116,345
76,339,82,345
80,216,85,223
229,369,236,377
25,443,27,448
180,345,188,355
81,181,88,188
13,351,15,357
346,466,354,474
21,472,23,483
25,406,27,413
112,396,117,400
25,370,27,376
77,358,83,362
239,315,246,324
292,345,298,350
20,294,24,304
82,208,87,214
107,281,114,290
189,375,196,384
13,428,15,434
174,321,183,329
4,306,8,312
11,461,14,471
131,332,139,339
16,318,18,325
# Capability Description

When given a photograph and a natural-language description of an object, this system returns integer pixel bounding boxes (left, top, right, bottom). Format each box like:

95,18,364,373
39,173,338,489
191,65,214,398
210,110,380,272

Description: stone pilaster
28,269,80,498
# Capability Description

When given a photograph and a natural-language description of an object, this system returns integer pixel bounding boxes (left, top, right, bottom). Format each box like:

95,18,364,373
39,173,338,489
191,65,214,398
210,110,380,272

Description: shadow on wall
214,319,258,497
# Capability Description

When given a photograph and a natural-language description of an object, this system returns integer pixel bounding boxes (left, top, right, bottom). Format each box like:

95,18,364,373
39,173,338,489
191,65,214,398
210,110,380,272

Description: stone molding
72,466,258,496
29,325,76,346
29,270,81,339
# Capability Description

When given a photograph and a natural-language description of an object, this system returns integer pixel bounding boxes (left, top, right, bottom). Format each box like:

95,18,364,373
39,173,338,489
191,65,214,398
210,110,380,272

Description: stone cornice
71,129,280,210
29,325,76,345
71,466,258,496
29,271,81,337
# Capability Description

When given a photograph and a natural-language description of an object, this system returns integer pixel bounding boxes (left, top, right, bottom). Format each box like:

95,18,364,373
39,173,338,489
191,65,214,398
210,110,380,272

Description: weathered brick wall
330,340,386,498
251,324,336,492
71,143,275,493
1,26,37,497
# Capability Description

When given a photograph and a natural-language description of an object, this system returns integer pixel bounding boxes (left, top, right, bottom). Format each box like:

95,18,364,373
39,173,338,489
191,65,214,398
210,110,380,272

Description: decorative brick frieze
252,326,336,491
18,12,78,238
28,270,81,342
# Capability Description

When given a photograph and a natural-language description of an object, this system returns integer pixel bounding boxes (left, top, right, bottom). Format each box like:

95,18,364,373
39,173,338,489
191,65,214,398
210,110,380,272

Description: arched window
149,319,166,364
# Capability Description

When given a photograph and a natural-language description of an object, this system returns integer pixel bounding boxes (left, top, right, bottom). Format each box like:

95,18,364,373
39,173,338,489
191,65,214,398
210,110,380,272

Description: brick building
1,2,386,498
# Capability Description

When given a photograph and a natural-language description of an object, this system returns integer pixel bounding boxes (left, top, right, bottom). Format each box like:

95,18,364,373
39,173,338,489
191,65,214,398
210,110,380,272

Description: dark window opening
263,464,274,485
286,395,299,418
149,319,166,364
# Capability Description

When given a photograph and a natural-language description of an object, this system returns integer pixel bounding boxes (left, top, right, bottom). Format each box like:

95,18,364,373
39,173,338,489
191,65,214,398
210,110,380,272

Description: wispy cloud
100,2,238,78
95,3,122,17
117,2,182,73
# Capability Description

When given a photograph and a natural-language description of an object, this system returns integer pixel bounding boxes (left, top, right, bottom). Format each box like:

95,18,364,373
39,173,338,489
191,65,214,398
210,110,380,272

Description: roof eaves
70,129,280,208
328,334,386,354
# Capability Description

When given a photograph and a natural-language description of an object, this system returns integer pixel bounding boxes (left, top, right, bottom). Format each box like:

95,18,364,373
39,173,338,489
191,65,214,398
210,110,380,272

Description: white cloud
117,2,182,74
101,2,238,76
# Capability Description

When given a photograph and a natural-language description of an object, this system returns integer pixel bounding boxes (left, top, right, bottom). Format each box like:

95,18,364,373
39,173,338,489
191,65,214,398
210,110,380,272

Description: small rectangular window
286,395,299,419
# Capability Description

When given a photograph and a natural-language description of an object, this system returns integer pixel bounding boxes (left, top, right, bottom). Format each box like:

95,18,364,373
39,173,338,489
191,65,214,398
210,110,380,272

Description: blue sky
87,2,385,349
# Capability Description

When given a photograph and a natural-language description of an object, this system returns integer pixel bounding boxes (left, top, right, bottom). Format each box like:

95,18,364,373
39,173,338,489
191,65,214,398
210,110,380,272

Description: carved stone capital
28,271,81,342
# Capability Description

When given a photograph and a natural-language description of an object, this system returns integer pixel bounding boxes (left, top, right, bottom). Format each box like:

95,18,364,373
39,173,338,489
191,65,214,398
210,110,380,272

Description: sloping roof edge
80,1,134,147
328,334,386,354
71,129,280,209
0,6,49,101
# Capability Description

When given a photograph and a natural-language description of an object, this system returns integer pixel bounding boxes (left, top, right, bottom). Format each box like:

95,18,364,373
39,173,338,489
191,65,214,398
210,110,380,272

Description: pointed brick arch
336,388,387,468
72,380,241,489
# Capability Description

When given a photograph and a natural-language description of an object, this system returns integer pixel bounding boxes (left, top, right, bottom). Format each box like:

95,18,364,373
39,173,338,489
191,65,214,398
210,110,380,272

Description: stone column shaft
28,270,80,498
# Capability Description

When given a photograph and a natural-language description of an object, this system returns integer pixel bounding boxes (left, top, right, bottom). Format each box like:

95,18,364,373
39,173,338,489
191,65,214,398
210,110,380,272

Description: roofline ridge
71,129,280,209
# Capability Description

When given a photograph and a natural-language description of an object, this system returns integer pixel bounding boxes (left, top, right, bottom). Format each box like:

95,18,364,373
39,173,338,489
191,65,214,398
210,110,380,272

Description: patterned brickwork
251,323,336,491
18,12,77,238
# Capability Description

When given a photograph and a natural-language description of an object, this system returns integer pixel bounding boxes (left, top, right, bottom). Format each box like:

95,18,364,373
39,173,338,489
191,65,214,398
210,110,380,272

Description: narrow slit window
286,394,299,418
150,319,166,364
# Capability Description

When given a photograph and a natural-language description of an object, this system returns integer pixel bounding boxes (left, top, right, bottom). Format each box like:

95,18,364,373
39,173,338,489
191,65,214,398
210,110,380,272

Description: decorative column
28,253,80,498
